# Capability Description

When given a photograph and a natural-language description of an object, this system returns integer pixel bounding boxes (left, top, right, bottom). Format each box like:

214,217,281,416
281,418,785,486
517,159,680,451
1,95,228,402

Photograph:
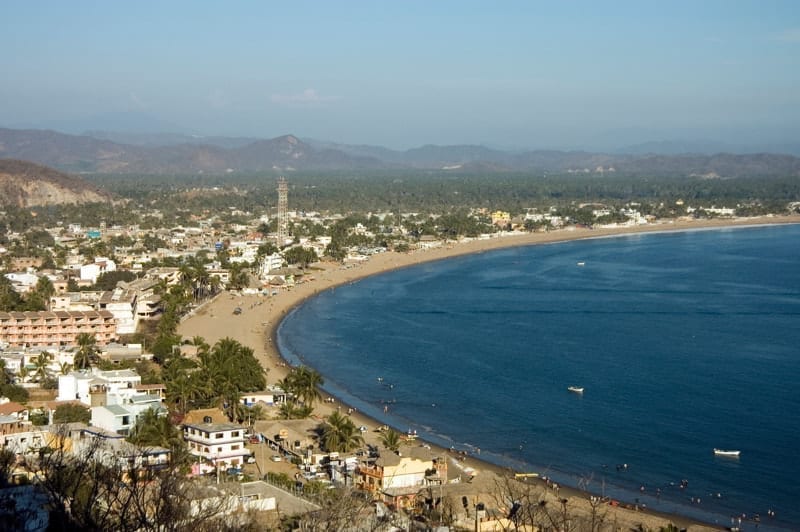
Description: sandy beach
178,215,799,530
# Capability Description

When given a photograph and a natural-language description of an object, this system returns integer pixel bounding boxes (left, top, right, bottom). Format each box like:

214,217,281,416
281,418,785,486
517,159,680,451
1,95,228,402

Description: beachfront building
255,420,316,459
258,253,284,280
355,447,445,509
491,210,512,227
416,235,443,250
0,310,116,348
240,384,290,407
183,422,250,467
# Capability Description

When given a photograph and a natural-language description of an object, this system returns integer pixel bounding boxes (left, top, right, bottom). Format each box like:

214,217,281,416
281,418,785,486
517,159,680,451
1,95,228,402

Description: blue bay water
277,224,800,531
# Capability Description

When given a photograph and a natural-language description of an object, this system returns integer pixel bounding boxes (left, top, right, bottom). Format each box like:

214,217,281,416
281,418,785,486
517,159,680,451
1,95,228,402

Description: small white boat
567,386,584,394
713,449,740,457
576,261,585,266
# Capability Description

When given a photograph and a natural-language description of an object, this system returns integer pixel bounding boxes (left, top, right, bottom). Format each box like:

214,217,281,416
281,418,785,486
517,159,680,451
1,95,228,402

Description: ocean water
277,224,800,531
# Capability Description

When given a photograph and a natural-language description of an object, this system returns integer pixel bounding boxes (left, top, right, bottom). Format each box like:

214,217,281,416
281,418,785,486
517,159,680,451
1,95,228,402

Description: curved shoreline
179,215,800,531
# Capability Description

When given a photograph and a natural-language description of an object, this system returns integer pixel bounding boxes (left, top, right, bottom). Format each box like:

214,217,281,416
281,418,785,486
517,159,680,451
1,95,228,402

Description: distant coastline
179,214,800,531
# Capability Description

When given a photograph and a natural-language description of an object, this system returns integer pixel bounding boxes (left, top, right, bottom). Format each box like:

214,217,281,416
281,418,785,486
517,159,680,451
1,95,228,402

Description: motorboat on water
567,386,584,394
713,448,740,457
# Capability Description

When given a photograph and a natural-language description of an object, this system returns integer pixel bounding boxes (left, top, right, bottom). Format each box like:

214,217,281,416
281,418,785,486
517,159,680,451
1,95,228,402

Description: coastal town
1,177,797,531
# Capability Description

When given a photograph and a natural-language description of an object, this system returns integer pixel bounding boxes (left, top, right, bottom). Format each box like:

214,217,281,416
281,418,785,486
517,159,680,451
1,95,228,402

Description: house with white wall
97,288,139,335
57,368,142,406
90,392,162,435
80,257,116,284
183,422,249,467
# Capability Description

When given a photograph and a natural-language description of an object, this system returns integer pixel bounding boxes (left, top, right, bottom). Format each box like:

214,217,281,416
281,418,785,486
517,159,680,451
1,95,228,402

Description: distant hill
0,159,111,207
1,127,799,177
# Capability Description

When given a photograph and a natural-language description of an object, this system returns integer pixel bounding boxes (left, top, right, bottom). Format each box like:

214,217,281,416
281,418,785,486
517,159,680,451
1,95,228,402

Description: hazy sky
2,1,799,149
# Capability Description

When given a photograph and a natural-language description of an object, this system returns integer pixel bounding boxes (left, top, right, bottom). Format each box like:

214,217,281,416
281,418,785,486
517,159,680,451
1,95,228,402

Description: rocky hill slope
0,159,110,207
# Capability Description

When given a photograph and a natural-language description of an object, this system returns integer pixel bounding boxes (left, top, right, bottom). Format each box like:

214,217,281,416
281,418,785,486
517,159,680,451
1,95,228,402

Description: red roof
0,402,27,415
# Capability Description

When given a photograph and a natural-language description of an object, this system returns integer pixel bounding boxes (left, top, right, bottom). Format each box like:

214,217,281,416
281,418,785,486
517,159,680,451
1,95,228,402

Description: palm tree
277,402,312,420
74,332,98,370
189,336,210,357
17,366,29,384
379,428,403,452
320,411,364,453
208,275,222,297
166,372,203,414
291,366,323,408
228,263,250,290
32,351,52,383
59,362,73,375
127,408,190,466
0,359,10,385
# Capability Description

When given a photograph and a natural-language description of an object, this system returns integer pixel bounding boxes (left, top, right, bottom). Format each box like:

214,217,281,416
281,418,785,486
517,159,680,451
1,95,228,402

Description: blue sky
2,1,799,149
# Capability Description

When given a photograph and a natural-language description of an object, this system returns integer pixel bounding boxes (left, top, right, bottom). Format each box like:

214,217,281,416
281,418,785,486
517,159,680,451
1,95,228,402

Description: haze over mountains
1,127,799,178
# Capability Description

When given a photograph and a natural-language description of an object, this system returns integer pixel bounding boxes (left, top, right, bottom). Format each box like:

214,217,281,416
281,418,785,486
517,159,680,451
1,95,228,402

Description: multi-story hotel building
0,310,116,348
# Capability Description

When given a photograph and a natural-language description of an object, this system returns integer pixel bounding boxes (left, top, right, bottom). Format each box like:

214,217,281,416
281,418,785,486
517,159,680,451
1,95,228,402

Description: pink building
0,310,116,348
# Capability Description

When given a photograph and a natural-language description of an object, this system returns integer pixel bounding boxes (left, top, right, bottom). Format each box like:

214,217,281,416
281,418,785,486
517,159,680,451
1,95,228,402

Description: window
215,433,223,439
122,416,130,426
231,445,239,451
231,431,239,437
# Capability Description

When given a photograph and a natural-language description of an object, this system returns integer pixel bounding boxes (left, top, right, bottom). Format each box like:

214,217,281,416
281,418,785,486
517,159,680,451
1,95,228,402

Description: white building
258,253,284,279
3,272,39,294
57,368,142,406
183,422,249,467
97,288,139,335
90,393,162,435
80,257,117,284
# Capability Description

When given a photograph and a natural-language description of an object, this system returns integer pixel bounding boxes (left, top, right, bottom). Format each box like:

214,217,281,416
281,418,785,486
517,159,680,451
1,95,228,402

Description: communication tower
276,176,289,246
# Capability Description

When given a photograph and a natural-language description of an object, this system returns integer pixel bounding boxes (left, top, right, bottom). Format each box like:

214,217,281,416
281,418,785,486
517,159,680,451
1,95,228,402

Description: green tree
32,351,52,383
280,366,323,409
319,411,363,453
34,275,55,302
127,408,190,466
227,263,250,290
53,403,91,424
277,402,313,420
0,359,10,386
0,383,28,402
74,332,99,369
93,270,137,291
291,366,323,407
283,246,319,268
379,428,403,452
0,275,23,311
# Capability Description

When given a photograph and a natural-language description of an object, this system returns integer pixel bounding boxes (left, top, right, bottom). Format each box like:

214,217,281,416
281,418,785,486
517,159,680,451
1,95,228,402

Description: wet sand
178,215,799,530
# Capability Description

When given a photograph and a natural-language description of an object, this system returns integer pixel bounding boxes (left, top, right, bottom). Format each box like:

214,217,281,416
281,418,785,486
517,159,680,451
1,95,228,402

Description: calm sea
277,224,800,531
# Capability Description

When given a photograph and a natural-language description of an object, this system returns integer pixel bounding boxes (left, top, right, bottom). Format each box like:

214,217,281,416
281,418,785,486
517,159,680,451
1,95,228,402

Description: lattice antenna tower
276,176,289,246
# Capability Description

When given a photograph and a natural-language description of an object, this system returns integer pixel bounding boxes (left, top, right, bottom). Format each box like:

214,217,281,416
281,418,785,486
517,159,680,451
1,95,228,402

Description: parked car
246,455,256,464
270,455,282,462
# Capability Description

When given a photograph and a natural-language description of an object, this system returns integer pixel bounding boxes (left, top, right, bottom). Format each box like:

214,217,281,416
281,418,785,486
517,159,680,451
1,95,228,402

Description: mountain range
1,127,800,178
